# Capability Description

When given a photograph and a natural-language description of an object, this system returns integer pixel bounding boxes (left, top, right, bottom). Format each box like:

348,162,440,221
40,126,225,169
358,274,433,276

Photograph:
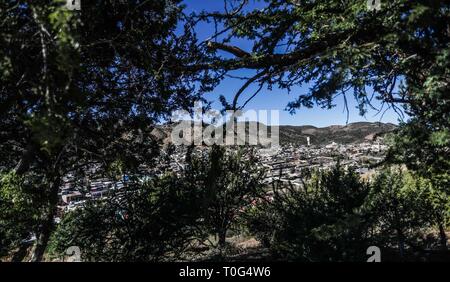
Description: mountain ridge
276,121,397,145
152,121,397,146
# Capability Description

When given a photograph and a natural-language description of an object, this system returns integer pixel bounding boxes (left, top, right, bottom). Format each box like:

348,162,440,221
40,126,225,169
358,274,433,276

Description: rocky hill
277,122,397,145
152,122,397,146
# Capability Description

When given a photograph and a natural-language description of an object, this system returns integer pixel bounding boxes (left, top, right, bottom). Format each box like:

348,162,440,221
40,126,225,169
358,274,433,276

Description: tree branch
232,71,266,110
207,41,251,58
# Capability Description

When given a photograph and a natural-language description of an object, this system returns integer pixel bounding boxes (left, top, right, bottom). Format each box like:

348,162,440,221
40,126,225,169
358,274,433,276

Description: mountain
277,122,397,145
152,122,397,146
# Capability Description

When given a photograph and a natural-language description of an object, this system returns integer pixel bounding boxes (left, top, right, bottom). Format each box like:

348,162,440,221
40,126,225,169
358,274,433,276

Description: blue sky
182,0,405,127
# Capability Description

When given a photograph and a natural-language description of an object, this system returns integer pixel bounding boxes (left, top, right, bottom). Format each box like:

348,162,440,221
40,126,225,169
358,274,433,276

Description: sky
181,0,406,127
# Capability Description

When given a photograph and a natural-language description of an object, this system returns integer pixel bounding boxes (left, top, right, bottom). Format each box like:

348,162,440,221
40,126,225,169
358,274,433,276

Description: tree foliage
184,146,266,249
49,174,204,262
199,0,449,188
247,165,449,261
247,164,372,261
0,0,448,262
49,146,266,261
0,0,212,261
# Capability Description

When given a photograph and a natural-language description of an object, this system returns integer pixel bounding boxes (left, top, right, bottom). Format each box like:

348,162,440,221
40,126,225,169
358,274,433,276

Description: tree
0,172,41,260
368,168,449,254
247,164,373,261
195,0,448,113
185,146,266,250
0,0,212,261
194,1,449,257
247,164,448,261
48,146,266,261
367,169,430,258
193,0,449,189
48,174,204,262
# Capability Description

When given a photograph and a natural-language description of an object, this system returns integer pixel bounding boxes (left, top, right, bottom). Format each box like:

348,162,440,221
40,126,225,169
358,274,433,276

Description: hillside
152,122,397,146
278,122,397,145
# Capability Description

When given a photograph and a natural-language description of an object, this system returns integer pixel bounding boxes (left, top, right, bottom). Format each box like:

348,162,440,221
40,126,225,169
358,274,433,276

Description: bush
0,172,44,260
367,168,449,256
183,145,266,249
49,174,204,262
247,163,373,261
247,164,449,261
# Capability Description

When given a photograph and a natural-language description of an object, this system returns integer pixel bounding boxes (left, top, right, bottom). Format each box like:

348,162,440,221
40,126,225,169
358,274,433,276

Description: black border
0,262,445,281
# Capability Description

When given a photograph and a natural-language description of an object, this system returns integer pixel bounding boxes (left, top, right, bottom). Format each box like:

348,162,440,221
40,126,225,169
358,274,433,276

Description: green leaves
0,171,42,259
408,3,431,24
50,176,204,262
0,0,217,260
247,164,449,261
0,172,25,205
23,114,70,155
247,164,371,261
430,130,450,147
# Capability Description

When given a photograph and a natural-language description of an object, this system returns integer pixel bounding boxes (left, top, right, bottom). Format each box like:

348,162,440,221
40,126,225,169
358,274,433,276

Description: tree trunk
14,144,35,175
217,216,229,250
438,223,448,251
218,231,226,248
30,214,54,262
30,177,61,262
397,228,405,259
11,242,32,262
